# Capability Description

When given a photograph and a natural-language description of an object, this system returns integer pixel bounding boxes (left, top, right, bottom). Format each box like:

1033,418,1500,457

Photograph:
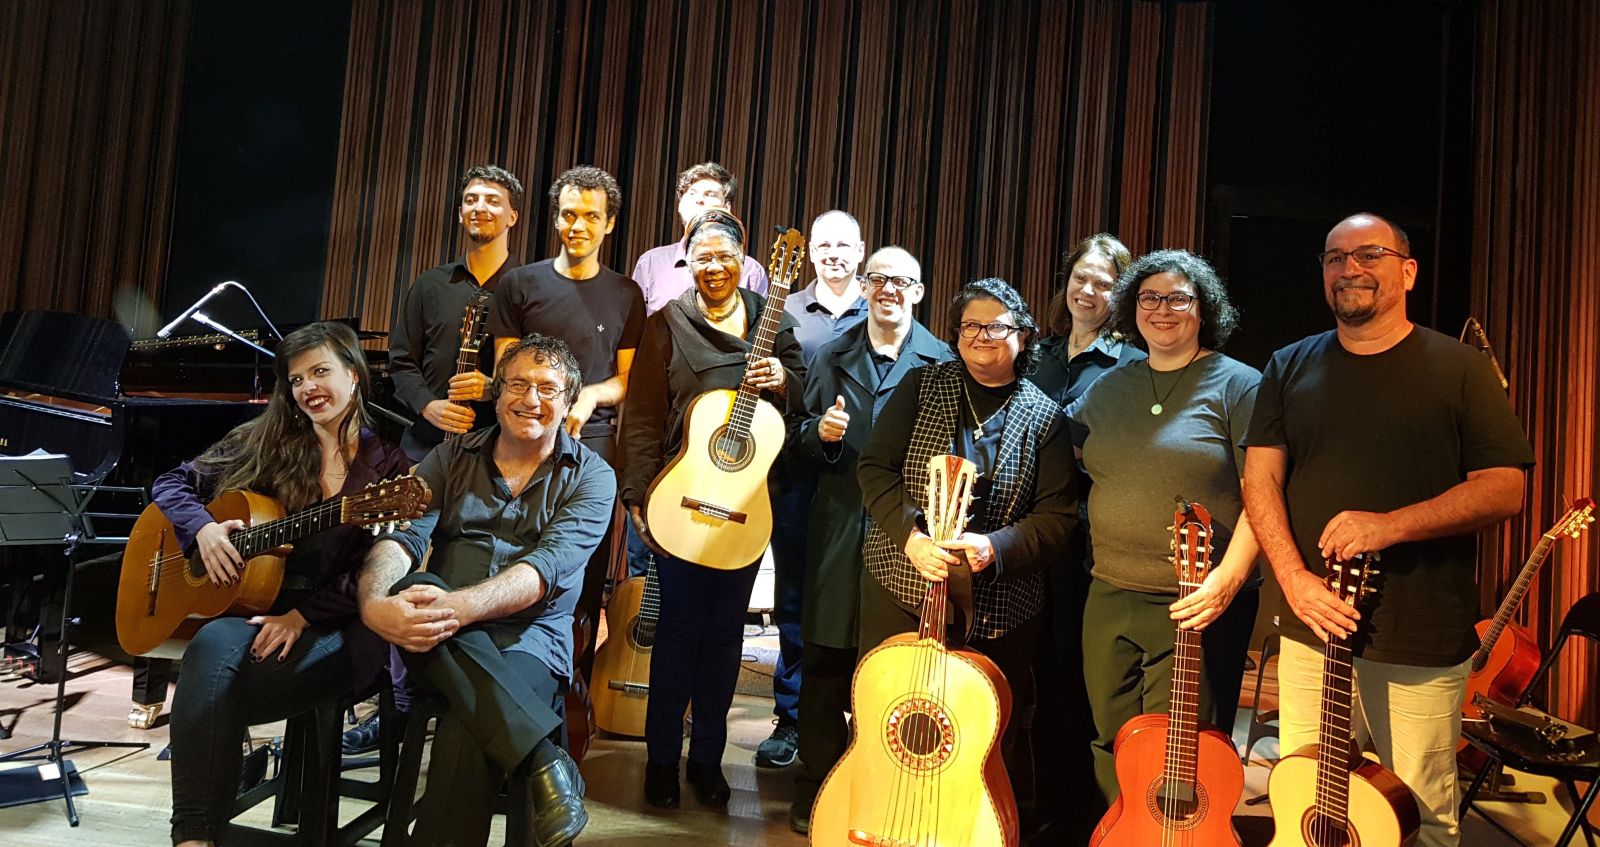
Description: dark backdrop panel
161,0,353,332
320,0,1214,344
0,1,191,329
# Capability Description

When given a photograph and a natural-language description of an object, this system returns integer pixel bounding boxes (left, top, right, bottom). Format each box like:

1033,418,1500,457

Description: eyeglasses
1317,245,1411,270
958,321,1023,340
1136,291,1197,312
501,380,565,400
864,272,920,292
689,252,741,270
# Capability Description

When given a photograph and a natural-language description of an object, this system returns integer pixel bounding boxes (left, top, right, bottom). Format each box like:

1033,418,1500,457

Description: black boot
524,740,588,847
685,760,730,807
643,762,680,808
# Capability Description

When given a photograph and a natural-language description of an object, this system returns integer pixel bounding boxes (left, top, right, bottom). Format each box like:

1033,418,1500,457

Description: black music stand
0,454,148,826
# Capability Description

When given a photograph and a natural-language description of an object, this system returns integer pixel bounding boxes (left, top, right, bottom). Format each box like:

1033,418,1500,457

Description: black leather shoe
685,760,730,806
643,762,680,808
525,741,588,847
788,799,811,834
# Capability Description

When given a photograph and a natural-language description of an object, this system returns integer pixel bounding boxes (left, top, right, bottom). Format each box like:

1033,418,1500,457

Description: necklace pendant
1151,402,1164,415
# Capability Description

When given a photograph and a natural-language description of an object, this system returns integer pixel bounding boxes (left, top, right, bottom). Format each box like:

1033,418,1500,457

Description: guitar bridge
679,497,748,524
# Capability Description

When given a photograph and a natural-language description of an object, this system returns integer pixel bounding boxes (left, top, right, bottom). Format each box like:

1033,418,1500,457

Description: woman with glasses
855,277,1078,788
1064,249,1262,807
618,209,806,810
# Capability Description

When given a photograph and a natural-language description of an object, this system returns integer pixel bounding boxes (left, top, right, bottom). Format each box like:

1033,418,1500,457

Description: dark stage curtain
320,0,1213,341
0,1,191,329
1470,0,1600,725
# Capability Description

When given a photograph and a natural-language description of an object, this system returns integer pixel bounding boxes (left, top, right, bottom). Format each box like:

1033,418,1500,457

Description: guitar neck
1313,632,1357,828
230,498,346,559
1164,578,1204,789
917,580,949,644
639,558,662,626
728,282,792,434
1478,533,1556,661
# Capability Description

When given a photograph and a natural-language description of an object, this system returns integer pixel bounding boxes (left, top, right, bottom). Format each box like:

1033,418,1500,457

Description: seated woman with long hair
161,321,411,847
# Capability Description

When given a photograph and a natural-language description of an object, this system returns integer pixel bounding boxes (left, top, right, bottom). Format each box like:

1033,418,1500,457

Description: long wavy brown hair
193,322,372,512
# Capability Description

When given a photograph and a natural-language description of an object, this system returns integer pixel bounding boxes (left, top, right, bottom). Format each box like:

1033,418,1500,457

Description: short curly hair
492,334,584,405
460,164,524,213
675,162,739,203
947,278,1042,377
548,165,622,221
1105,249,1240,351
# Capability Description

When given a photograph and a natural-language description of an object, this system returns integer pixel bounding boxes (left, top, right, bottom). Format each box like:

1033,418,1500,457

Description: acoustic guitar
1267,553,1421,847
1091,497,1244,846
446,289,492,442
812,455,1019,847
1462,498,1594,748
590,557,660,737
115,475,431,657
643,227,807,569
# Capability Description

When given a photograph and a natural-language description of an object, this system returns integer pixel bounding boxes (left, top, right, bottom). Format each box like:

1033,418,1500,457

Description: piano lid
0,310,132,404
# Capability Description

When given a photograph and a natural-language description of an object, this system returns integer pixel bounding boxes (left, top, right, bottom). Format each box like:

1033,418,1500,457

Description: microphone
156,280,235,338
1466,317,1510,391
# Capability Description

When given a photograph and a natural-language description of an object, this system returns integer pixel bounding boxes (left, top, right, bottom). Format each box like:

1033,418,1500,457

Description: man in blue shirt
359,334,615,847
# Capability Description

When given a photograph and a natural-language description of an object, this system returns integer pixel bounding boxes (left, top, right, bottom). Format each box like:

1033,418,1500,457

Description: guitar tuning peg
1165,524,1175,532
369,525,381,537
1367,567,1381,576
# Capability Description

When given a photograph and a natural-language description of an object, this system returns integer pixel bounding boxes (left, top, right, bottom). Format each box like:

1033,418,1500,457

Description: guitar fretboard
230,498,346,560
1313,628,1356,829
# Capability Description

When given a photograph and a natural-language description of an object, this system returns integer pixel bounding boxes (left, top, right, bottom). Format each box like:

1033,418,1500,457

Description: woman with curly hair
1065,249,1262,806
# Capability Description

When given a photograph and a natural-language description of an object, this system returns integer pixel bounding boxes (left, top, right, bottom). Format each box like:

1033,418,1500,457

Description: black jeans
168,617,362,845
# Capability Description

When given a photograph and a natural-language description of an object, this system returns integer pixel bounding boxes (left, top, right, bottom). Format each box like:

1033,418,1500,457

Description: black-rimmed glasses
1317,245,1412,270
865,272,920,291
957,321,1023,340
1135,292,1196,312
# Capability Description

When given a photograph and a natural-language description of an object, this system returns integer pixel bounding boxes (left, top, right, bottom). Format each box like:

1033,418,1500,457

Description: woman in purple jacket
161,321,411,847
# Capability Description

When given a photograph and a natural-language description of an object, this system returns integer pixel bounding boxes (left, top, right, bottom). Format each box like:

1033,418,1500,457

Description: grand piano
0,309,396,687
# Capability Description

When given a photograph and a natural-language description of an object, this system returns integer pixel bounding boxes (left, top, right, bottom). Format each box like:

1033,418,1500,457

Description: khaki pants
1277,635,1470,847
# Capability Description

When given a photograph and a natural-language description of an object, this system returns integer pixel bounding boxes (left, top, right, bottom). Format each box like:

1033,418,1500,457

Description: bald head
863,245,924,330
1327,212,1411,257
810,210,865,286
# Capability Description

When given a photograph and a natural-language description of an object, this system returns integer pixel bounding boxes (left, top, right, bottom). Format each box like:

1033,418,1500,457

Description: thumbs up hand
818,394,850,442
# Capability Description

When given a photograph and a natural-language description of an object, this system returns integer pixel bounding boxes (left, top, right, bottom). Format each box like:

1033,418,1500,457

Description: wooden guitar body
811,633,1018,847
1466,618,1540,716
1091,714,1244,846
116,490,286,657
591,573,651,736
1266,746,1420,847
645,388,783,569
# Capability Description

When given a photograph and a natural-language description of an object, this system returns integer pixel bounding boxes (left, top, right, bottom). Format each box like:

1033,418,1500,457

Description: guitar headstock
1550,497,1596,540
459,293,491,355
1326,552,1380,612
1170,496,1213,590
925,454,978,544
342,474,433,536
766,227,807,296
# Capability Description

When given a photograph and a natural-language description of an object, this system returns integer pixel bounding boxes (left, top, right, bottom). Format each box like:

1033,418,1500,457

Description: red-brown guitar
1091,497,1244,846
1461,498,1594,751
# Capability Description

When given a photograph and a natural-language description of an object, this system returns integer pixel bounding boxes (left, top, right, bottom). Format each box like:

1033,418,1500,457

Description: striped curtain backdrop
1470,0,1600,726
319,0,1213,342
0,1,191,328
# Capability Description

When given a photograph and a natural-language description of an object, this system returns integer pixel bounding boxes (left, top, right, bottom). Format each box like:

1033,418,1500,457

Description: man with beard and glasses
488,165,645,681
356,165,523,754
1242,212,1534,847
757,209,870,771
389,164,524,463
783,246,951,833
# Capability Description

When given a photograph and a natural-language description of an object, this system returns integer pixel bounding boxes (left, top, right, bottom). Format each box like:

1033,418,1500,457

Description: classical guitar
590,557,661,737
1462,499,1594,740
644,227,806,569
812,455,1019,847
1267,553,1421,847
446,290,492,441
115,475,431,657
1091,497,1244,846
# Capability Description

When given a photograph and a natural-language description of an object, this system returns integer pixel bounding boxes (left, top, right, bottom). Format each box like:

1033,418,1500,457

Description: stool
225,682,400,847
1241,629,1280,764
383,691,567,847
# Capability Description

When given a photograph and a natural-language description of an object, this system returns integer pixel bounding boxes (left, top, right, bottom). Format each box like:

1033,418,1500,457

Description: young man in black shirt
389,165,524,462
1242,212,1534,847
488,165,645,680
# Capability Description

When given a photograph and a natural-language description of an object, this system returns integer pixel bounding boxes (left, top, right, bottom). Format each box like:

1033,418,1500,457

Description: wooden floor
0,645,1581,846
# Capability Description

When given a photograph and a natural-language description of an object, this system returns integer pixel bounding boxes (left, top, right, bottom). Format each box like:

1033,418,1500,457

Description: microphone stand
192,313,275,402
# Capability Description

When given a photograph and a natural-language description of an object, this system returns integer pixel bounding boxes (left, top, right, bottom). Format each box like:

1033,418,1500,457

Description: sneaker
754,721,799,768
341,713,383,755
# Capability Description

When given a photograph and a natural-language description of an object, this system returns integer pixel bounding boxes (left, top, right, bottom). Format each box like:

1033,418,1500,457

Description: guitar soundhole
1300,810,1358,847
1143,778,1207,829
629,616,656,650
186,552,208,584
884,697,955,773
706,425,755,472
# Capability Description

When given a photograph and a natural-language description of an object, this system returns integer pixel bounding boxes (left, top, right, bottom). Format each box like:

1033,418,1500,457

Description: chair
225,682,400,847
1459,592,1600,847
1241,627,1281,764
